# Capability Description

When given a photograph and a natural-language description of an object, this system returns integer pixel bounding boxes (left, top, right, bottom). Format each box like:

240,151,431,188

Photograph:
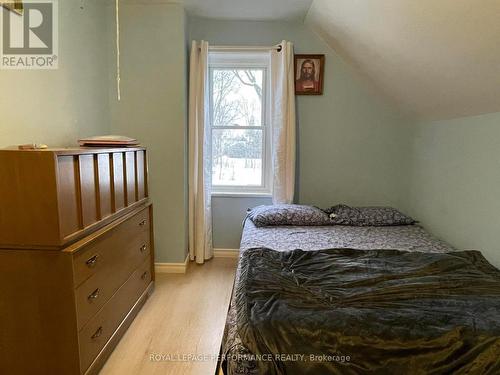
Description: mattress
222,220,456,374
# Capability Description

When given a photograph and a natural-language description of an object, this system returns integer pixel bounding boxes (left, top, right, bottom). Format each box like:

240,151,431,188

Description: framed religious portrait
294,54,325,95
1,0,23,15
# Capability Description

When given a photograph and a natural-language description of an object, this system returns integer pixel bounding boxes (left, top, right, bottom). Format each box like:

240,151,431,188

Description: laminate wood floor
100,257,238,375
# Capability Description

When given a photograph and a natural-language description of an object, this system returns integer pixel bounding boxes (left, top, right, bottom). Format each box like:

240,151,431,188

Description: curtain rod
201,45,282,52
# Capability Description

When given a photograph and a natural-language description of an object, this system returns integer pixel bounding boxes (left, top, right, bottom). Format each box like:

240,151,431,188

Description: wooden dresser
0,147,155,375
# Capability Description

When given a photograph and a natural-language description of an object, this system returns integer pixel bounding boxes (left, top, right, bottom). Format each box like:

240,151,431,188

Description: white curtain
271,40,296,204
188,40,213,264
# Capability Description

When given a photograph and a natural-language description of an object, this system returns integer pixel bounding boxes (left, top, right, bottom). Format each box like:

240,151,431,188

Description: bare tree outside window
211,68,265,187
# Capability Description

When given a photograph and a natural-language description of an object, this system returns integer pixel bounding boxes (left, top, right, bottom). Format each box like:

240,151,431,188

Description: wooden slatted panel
144,150,149,197
97,153,112,219
112,153,125,212
125,152,137,205
136,150,146,200
57,156,81,237
79,155,98,228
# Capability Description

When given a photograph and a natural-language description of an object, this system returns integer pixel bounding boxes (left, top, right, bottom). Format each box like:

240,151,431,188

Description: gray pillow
247,204,332,227
322,204,416,226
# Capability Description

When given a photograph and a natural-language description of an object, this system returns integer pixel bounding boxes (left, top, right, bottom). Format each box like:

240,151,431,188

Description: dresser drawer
75,207,151,329
73,207,151,287
75,241,150,329
79,259,152,373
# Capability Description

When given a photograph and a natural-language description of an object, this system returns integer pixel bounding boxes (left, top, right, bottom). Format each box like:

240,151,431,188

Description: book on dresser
0,147,155,375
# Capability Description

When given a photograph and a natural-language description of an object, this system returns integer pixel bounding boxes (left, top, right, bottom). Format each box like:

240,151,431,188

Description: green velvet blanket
236,248,500,375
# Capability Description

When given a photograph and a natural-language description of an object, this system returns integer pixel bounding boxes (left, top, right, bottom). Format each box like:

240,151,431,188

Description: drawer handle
91,326,103,340
87,288,100,302
139,219,147,227
140,244,147,253
85,255,99,268
141,271,148,280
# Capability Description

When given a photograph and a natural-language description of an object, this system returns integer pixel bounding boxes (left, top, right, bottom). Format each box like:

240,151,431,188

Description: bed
221,217,500,375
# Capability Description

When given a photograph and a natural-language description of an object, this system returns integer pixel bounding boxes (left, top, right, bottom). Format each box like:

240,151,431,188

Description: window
209,52,272,195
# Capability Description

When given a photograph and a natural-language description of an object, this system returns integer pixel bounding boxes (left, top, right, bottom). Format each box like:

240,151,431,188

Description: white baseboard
213,248,240,258
155,250,239,273
155,255,189,274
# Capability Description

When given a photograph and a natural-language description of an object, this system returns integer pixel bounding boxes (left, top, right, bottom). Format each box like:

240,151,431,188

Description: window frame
208,51,272,196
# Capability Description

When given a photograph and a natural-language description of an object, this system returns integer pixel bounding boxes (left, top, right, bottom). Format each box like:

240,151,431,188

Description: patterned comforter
240,220,454,253
221,220,456,375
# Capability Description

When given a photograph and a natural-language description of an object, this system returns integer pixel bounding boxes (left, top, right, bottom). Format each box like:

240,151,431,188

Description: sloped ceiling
305,0,500,120
128,0,500,120
181,0,313,21
119,0,312,20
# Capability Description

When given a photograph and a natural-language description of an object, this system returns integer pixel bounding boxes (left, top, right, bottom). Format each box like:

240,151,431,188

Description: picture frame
294,54,325,95
1,0,23,15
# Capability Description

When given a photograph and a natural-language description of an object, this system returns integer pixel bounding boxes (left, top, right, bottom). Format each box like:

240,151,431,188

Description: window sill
211,192,272,199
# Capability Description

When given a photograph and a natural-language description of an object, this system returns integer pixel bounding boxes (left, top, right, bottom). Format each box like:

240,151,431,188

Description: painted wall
212,196,271,249
108,3,188,263
189,17,413,249
2,5,497,266
408,112,500,267
0,1,109,147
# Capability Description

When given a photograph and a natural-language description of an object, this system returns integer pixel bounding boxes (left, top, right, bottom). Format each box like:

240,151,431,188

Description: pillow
247,204,332,227
322,204,416,226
